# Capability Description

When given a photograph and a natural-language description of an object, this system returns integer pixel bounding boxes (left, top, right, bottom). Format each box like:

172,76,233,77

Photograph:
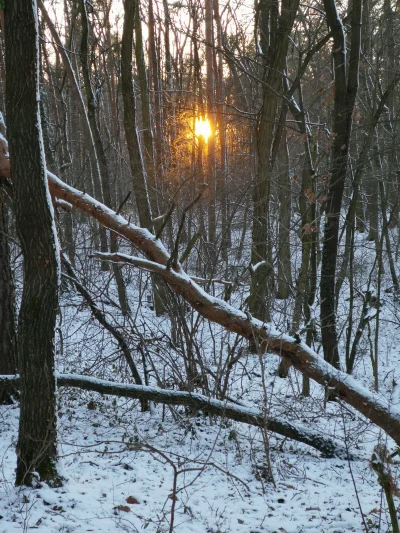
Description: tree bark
5,0,60,486
121,0,152,227
134,0,157,213
276,133,292,300
38,0,109,262
79,0,129,312
249,0,300,322
121,0,168,315
0,111,17,402
205,0,217,263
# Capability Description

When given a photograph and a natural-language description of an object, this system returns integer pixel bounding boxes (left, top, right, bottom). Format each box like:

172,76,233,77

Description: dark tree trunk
134,0,157,213
0,198,17,404
121,0,152,228
276,133,292,300
38,0,109,266
79,0,129,314
205,0,216,263
320,0,362,368
5,0,60,486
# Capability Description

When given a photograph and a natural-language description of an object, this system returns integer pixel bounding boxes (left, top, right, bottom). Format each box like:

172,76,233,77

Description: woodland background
1,0,400,530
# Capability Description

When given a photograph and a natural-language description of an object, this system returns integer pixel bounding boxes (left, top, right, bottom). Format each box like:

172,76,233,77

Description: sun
195,117,211,140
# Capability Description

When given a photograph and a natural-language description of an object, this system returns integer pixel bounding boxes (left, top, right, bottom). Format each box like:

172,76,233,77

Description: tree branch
1,137,400,448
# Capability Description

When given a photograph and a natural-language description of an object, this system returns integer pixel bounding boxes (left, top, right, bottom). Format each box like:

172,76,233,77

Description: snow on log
1,137,400,448
90,252,400,448
0,373,352,459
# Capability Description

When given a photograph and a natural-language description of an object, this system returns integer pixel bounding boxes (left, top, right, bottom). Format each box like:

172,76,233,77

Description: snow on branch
0,373,352,459
89,250,400,448
1,139,400,448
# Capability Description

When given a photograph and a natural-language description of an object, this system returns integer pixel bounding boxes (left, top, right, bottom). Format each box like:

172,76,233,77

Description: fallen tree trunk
0,373,352,459
1,137,400,447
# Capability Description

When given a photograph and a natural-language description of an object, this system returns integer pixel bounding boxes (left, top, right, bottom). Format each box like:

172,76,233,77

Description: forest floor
1,253,400,532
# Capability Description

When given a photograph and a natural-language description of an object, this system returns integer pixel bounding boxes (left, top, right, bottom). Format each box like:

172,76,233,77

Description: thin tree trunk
334,74,400,302
214,0,229,263
134,0,157,212
148,0,163,180
320,0,362,368
121,0,167,315
38,0,109,263
276,133,292,299
79,0,129,313
0,198,17,404
205,0,216,264
249,0,299,322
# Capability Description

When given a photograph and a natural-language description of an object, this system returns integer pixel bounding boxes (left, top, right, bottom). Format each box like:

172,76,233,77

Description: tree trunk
249,0,300,322
0,372,353,459
5,0,60,486
147,0,163,181
214,0,229,264
79,0,129,313
121,0,168,315
320,0,362,368
38,0,109,264
3,143,400,448
0,114,17,400
205,0,217,265
0,198,17,404
121,0,152,227
276,133,292,299
134,0,157,212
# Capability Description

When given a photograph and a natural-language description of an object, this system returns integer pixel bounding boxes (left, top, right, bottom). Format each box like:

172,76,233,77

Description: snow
0,131,8,152
364,308,377,320
0,393,383,533
2,162,400,532
0,380,395,533
250,261,267,272
47,172,170,260
2,255,400,533
90,249,400,437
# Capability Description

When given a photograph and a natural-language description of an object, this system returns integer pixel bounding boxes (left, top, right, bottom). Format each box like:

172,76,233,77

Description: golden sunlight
194,117,211,140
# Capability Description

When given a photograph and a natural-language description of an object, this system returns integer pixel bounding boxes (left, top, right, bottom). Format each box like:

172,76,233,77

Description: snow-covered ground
2,229,400,532
0,385,394,533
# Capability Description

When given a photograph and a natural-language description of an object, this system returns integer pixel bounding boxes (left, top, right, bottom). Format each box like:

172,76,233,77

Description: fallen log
1,134,400,448
0,373,352,459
